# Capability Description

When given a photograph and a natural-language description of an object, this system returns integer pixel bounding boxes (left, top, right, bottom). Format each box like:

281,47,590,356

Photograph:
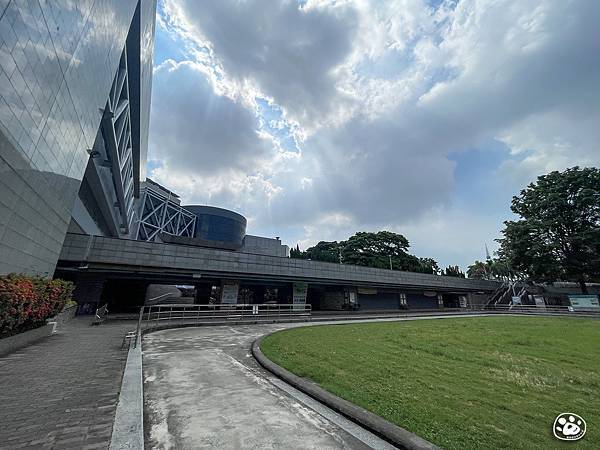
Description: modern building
135,181,290,257
134,179,196,242
0,0,157,276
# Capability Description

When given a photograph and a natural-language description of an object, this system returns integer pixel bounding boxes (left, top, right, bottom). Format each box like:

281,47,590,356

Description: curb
0,323,55,357
252,334,441,450
110,341,144,449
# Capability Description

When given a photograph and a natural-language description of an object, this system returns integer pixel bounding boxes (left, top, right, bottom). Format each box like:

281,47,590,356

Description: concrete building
57,232,499,312
0,0,157,275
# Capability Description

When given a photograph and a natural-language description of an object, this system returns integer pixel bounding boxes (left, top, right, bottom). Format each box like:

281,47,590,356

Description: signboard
349,291,357,305
358,288,378,295
292,282,308,309
459,296,467,308
220,281,239,304
511,296,522,305
568,295,600,311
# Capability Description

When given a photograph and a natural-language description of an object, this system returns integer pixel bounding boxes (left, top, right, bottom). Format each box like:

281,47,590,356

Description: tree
416,257,441,275
297,241,342,263
292,231,441,274
444,265,465,278
498,167,600,293
341,231,425,271
289,244,302,258
467,260,490,279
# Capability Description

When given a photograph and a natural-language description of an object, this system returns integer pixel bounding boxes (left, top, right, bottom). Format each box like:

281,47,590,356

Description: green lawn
261,317,600,449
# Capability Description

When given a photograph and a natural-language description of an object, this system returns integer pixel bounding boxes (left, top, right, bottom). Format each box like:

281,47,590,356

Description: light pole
389,255,393,270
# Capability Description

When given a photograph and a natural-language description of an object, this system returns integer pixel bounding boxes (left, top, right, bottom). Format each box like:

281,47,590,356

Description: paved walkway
143,315,489,449
0,317,135,449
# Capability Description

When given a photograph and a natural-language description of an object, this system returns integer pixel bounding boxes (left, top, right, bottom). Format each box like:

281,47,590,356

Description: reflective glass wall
0,1,155,275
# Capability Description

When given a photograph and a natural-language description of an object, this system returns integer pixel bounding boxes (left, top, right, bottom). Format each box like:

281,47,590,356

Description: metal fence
134,303,312,346
468,304,600,315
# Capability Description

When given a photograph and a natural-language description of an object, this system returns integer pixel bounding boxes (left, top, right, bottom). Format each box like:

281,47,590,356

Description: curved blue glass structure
183,206,247,247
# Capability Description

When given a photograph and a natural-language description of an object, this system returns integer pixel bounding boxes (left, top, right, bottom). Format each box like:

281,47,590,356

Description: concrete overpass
57,233,500,311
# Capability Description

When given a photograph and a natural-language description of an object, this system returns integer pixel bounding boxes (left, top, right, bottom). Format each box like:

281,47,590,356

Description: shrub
0,274,74,337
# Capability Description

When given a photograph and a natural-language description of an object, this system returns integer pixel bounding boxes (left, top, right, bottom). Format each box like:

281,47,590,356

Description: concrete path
143,324,398,449
143,315,490,449
0,317,135,449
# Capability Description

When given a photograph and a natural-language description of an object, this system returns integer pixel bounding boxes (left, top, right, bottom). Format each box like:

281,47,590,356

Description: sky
146,0,600,270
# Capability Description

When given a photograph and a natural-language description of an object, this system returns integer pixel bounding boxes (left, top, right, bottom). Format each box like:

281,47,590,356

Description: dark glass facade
0,1,156,275
184,206,247,248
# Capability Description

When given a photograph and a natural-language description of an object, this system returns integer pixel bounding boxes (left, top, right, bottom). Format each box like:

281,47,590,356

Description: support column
437,293,444,309
253,285,266,304
276,283,292,304
399,292,407,309
194,284,212,305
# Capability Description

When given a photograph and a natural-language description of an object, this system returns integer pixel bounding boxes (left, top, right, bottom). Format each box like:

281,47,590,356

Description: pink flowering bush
0,274,74,337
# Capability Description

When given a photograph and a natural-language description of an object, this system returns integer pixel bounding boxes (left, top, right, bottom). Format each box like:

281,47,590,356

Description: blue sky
147,0,600,269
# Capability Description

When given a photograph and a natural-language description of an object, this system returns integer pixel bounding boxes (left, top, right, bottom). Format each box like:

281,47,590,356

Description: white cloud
149,0,600,266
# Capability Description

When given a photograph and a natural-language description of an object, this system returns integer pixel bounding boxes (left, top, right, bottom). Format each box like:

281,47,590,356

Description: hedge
0,274,74,338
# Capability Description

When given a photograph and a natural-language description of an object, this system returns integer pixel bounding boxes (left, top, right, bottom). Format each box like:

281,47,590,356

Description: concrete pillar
320,287,347,310
399,292,407,308
345,287,358,310
277,283,292,303
194,284,213,304
253,285,266,304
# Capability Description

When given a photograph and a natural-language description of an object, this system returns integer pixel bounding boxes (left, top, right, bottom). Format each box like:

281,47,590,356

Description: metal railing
468,304,600,315
134,303,312,347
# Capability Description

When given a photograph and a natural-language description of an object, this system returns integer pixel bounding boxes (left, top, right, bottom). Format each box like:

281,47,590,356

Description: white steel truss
136,188,196,241
101,46,135,235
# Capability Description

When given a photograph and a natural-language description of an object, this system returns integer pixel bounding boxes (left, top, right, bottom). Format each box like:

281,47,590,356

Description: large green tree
498,167,600,293
300,240,342,263
292,231,442,274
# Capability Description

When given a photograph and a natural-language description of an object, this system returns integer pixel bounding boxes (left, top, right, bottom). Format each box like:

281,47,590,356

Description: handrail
471,304,600,314
135,303,312,342
147,292,173,303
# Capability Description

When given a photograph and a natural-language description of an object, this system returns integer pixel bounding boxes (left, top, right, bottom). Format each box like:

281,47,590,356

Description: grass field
261,317,600,449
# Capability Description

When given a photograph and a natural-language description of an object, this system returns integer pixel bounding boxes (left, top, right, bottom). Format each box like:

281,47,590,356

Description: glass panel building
0,1,157,276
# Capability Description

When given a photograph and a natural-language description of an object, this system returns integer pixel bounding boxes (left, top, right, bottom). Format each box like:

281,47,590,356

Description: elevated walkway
58,233,499,293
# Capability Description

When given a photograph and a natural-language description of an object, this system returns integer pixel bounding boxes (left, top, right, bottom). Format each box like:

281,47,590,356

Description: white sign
568,295,600,311
221,281,239,304
349,291,357,305
293,282,308,309
511,296,522,305
358,288,377,295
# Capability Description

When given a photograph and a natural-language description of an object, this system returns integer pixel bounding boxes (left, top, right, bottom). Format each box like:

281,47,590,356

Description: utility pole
389,255,393,270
